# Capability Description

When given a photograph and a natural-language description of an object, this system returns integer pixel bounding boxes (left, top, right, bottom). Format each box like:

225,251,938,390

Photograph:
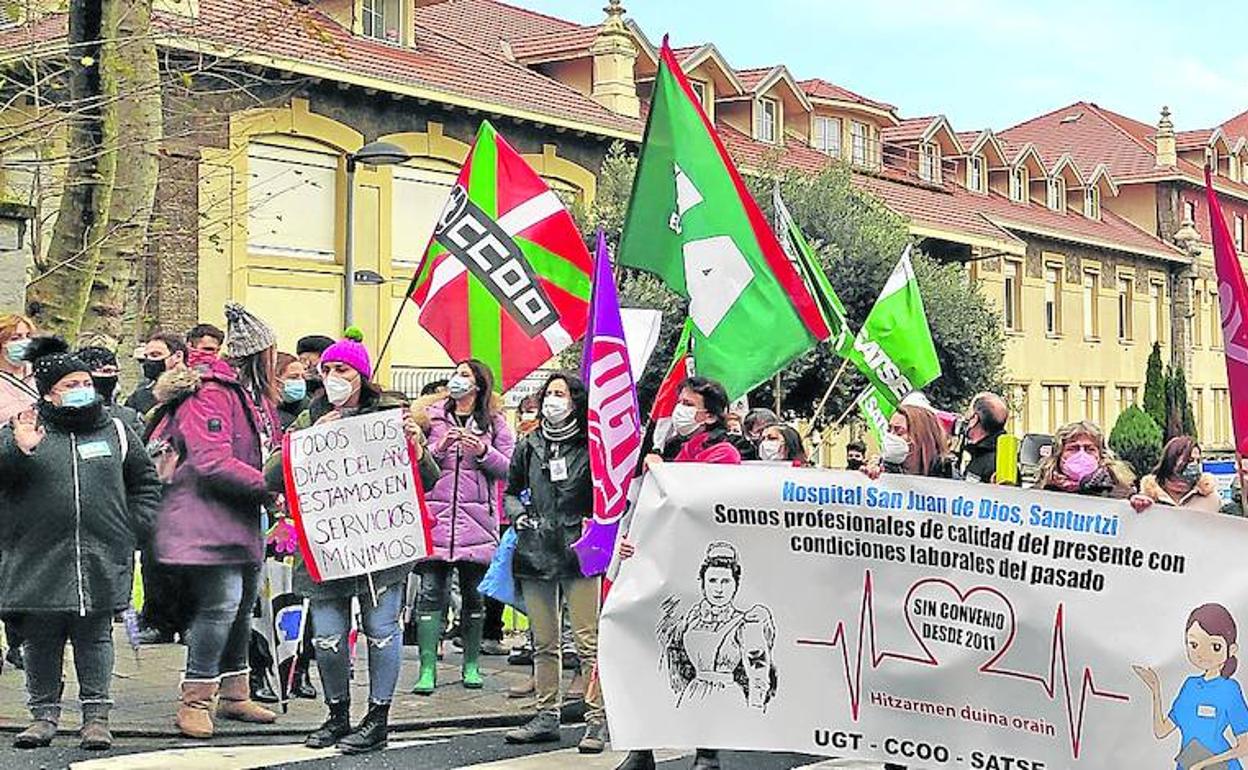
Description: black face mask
141,359,166,382
847,457,865,471
91,374,119,403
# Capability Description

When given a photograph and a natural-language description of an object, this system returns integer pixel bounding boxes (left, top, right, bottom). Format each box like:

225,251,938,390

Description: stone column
590,0,640,118
0,202,35,315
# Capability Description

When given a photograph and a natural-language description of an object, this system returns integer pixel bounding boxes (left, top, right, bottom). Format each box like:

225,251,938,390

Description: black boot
338,702,389,754
293,655,317,699
305,700,351,749
613,750,657,770
250,668,279,704
691,749,720,770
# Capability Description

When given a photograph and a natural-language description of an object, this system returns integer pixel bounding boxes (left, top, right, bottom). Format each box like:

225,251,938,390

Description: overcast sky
518,0,1248,131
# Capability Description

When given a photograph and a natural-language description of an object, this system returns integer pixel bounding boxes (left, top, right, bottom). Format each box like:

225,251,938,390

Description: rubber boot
175,681,218,739
305,700,351,749
217,672,277,724
460,610,485,689
410,611,441,695
338,702,389,754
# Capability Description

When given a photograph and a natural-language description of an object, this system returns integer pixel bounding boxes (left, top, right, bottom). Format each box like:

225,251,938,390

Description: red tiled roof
509,26,597,61
723,118,1183,261
882,116,937,144
411,0,581,57
670,45,704,61
799,78,895,112
0,0,641,138
735,66,772,92
1176,128,1214,151
1223,109,1248,145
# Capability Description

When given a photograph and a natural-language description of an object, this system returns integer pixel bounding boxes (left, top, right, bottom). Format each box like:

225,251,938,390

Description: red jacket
673,428,742,465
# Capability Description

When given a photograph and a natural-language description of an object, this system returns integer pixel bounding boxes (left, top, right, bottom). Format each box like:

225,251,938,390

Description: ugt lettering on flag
408,121,591,390
572,231,642,577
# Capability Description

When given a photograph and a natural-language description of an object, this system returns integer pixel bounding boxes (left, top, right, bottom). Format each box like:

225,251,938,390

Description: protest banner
600,464,1248,767
282,411,430,583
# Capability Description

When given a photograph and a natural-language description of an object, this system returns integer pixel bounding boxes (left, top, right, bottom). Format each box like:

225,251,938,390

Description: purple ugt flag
572,230,643,577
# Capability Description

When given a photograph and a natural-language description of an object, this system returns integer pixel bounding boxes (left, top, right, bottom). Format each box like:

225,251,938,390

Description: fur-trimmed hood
1141,472,1221,511
152,356,240,405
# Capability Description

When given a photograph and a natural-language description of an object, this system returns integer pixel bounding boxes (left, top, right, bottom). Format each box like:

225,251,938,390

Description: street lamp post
344,141,413,328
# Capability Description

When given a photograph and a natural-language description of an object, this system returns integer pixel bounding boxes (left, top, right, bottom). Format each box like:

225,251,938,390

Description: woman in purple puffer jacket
410,358,514,695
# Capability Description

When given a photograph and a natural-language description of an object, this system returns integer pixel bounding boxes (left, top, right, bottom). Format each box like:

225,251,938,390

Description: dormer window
851,121,871,166
919,142,941,184
689,80,707,109
363,0,402,44
967,155,986,194
1210,147,1220,176
813,116,841,157
1047,177,1066,212
756,98,778,144
1009,167,1028,203
1084,186,1100,220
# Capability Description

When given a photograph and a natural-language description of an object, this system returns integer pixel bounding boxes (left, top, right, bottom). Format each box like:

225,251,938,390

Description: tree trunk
26,0,117,341
79,0,161,350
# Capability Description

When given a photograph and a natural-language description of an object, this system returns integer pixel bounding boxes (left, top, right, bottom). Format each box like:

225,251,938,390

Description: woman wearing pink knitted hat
266,328,439,755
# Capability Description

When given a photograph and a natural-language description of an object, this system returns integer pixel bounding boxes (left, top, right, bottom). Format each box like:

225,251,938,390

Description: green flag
617,42,829,399
773,185,852,357
856,387,895,445
848,245,941,408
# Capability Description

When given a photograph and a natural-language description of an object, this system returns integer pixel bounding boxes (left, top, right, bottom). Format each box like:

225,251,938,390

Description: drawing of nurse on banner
1134,603,1248,770
657,541,778,712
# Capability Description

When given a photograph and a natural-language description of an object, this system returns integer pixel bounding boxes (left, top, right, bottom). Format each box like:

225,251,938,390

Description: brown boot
216,672,277,724
176,681,217,739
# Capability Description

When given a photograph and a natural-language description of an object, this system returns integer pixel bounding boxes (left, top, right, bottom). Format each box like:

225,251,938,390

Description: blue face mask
4,339,30,365
60,385,97,409
282,378,307,403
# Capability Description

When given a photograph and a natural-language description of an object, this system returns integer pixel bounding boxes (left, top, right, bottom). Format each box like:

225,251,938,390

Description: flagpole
807,358,850,434
826,396,860,435
376,273,421,373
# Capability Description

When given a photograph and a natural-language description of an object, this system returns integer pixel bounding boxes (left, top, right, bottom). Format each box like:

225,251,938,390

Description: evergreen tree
1110,405,1164,478
1142,342,1167,430
1165,366,1197,441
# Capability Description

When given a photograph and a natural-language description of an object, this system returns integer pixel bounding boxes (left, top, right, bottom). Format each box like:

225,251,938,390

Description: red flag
1204,166,1248,457
649,321,694,451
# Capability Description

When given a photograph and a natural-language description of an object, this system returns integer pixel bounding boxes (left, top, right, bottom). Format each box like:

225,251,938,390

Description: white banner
600,464,1248,768
283,411,430,582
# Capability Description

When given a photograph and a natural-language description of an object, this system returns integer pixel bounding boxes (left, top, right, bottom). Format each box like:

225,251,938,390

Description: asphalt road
0,725,888,770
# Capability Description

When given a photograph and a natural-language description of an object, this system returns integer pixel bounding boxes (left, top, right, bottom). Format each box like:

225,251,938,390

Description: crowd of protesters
0,305,1239,763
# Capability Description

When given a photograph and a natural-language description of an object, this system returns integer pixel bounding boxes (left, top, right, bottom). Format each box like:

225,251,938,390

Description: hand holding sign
282,411,430,583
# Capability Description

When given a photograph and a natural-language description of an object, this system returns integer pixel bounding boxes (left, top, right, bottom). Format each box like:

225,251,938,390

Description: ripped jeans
310,581,404,705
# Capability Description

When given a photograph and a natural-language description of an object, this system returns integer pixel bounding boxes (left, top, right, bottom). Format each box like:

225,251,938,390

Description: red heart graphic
902,578,1017,672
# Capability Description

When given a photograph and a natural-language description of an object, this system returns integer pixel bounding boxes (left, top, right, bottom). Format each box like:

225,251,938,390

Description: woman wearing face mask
757,424,809,466
1134,436,1221,513
411,359,515,696
865,405,956,480
1035,420,1134,499
502,373,607,752
266,328,439,754
148,302,283,739
274,352,309,430
0,337,161,751
0,313,38,426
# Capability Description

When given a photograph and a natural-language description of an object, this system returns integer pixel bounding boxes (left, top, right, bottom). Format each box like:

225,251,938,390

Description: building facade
0,0,1241,445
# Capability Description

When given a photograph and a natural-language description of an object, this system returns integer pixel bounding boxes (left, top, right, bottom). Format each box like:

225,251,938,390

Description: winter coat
149,357,280,567
663,426,743,465
265,390,441,601
423,402,514,564
124,381,157,419
0,369,36,425
0,404,161,615
1140,473,1223,512
1036,464,1133,499
961,429,1005,483
505,432,592,581
277,397,309,430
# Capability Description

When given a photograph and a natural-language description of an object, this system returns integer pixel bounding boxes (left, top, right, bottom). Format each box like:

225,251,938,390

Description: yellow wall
1104,183,1158,236
197,99,598,390
540,59,593,97
718,101,751,138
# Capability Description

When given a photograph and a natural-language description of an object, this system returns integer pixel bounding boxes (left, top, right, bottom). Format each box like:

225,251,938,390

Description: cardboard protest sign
282,410,430,582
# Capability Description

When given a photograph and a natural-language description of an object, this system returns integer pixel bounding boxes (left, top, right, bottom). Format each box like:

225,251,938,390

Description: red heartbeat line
796,570,1130,759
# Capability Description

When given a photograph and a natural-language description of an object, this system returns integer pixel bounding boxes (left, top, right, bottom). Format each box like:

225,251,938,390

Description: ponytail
1225,655,1239,679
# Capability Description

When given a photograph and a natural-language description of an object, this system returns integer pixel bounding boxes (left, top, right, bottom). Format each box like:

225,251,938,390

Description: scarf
541,416,579,444
37,398,105,434
1045,465,1117,495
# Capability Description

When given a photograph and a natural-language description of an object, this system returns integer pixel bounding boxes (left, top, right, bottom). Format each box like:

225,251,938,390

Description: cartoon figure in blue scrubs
1134,604,1248,769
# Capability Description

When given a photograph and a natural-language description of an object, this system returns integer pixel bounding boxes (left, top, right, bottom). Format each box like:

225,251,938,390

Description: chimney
589,0,640,118
1155,106,1176,168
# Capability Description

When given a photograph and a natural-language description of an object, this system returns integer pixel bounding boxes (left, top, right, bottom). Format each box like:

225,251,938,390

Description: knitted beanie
76,345,117,371
297,334,336,356
223,302,277,359
320,327,373,380
26,336,91,396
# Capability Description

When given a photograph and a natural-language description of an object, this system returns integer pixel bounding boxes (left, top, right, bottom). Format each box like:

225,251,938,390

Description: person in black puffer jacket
0,337,161,752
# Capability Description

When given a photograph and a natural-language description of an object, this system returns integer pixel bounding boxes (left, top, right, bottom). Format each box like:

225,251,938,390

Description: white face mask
324,374,356,406
881,432,911,465
759,439,784,462
672,403,701,437
542,395,571,423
